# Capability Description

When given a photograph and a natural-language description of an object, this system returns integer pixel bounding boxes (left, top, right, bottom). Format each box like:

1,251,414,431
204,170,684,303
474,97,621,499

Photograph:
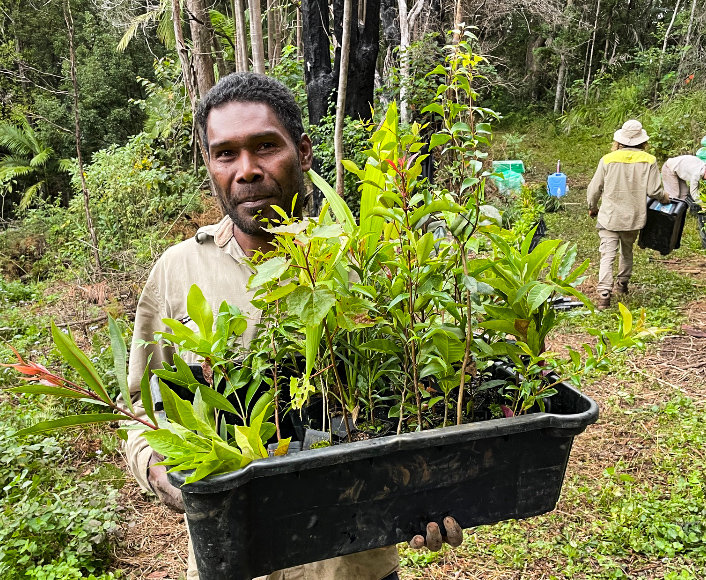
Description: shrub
0,403,124,579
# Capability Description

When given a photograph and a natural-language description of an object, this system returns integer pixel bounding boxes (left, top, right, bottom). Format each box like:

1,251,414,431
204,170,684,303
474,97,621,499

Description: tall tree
233,0,250,70
185,0,216,97
64,0,101,273
249,0,266,73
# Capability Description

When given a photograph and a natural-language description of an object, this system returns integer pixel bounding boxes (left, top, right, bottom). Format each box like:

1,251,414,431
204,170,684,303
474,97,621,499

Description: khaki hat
613,119,649,146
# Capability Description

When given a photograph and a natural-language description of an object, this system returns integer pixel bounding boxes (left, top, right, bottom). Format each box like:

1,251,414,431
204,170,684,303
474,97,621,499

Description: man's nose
236,151,263,183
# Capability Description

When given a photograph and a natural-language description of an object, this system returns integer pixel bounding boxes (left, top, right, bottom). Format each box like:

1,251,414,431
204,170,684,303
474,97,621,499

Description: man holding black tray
122,72,463,580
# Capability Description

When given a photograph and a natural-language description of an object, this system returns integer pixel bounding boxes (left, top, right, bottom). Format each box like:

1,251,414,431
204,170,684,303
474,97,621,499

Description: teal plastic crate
492,160,525,174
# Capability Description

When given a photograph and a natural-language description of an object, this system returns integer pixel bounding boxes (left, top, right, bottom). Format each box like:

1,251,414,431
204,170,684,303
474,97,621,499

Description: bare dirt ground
108,258,706,580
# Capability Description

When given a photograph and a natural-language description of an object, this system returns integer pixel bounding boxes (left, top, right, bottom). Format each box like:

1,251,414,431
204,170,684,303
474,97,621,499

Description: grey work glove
409,516,464,551
148,451,185,513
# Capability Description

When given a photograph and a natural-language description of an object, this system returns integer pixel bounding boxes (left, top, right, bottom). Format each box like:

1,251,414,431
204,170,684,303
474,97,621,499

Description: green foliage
643,90,706,159
130,58,193,161
561,73,651,136
270,46,308,121
380,32,446,121
0,115,70,212
0,403,123,579
308,114,369,216
67,132,204,260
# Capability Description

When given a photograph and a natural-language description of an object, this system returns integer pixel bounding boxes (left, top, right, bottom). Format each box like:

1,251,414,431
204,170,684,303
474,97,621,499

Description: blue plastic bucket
547,172,567,197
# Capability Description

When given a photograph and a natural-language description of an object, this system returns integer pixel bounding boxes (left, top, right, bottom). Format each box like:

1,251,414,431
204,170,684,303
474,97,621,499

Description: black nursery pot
168,364,598,580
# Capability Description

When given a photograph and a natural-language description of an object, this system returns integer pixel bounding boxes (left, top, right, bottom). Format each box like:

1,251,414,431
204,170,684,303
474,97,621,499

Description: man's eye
259,142,276,151
215,150,233,159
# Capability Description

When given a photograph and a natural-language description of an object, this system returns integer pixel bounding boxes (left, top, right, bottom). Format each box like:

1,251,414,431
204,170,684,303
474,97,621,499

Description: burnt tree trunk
302,0,335,125
302,0,380,126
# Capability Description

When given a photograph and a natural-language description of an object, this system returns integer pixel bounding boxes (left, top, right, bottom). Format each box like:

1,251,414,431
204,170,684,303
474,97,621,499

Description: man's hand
409,516,464,551
148,451,185,513
588,208,598,218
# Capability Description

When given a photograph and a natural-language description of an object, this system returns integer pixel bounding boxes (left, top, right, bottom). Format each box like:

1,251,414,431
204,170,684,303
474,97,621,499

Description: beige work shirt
663,154,706,198
587,148,668,231
123,216,399,580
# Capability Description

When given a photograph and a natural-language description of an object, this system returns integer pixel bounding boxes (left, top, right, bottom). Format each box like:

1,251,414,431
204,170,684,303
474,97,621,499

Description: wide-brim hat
614,120,649,146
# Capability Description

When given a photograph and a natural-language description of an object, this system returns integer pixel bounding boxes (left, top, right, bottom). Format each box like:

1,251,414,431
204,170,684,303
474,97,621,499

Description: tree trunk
554,53,568,114
335,0,380,120
172,0,209,166
233,0,249,71
525,35,546,102
248,0,266,73
267,0,275,66
64,0,101,274
452,0,463,43
335,0,352,196
656,0,681,102
302,0,335,125
186,0,216,98
584,0,601,102
296,4,302,59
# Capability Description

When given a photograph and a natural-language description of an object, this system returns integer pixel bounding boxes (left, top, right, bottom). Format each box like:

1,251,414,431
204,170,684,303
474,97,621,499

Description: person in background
661,154,706,214
587,120,669,311
695,135,706,162
123,72,462,580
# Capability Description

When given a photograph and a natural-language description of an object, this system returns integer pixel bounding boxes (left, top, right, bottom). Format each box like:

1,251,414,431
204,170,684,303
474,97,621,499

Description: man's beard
221,175,306,236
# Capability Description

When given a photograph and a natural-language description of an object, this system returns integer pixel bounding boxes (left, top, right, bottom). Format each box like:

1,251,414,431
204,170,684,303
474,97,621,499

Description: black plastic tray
638,198,687,256
169,366,598,580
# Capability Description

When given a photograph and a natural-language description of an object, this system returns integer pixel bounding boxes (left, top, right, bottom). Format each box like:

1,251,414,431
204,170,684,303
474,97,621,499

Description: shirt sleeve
586,160,605,210
690,173,701,198
646,162,668,203
120,260,176,493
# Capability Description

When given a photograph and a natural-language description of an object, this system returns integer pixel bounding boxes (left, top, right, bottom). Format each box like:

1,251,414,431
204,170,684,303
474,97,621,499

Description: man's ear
299,134,313,172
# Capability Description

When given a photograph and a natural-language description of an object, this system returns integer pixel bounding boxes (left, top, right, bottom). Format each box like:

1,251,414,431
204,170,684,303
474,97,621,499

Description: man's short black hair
196,72,305,152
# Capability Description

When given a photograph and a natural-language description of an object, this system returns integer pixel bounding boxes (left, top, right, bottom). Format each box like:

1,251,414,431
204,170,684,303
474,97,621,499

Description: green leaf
308,169,356,233
51,322,111,405
15,413,120,436
619,303,632,335
527,284,554,312
359,339,402,354
250,256,290,288
196,385,238,415
139,356,157,426
186,285,214,341
415,231,435,265
7,384,86,398
263,282,297,303
108,315,131,413
430,331,465,364
287,285,336,326
429,133,451,150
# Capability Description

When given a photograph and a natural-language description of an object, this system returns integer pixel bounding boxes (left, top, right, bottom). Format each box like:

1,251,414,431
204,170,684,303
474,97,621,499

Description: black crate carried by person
637,198,688,256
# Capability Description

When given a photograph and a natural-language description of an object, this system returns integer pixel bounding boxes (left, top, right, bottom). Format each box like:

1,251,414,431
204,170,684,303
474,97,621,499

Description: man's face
206,101,313,236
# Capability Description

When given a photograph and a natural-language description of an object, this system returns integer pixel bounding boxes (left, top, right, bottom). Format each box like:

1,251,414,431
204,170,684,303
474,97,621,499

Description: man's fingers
426,521,443,552
409,534,426,550
443,516,463,547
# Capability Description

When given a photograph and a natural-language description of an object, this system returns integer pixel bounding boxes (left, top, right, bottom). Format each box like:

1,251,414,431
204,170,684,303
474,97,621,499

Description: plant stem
324,326,352,441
